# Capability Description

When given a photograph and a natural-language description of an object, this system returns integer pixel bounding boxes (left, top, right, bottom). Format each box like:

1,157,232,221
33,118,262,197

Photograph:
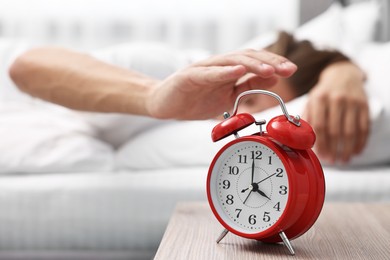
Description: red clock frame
207,134,326,243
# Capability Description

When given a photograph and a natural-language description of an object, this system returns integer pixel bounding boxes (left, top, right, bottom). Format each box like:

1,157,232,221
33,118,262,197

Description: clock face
209,140,289,235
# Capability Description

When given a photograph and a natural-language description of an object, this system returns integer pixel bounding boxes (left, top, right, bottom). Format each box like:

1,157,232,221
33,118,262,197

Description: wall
0,0,299,53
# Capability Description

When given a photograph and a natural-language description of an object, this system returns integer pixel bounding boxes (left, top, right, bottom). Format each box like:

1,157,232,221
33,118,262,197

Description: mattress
0,165,390,255
0,168,207,252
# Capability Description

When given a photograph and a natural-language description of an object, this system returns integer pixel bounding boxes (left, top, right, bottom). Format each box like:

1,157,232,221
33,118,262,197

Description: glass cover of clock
210,140,289,234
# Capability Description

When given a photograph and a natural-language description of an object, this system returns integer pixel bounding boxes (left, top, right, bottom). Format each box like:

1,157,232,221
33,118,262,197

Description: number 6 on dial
206,90,325,255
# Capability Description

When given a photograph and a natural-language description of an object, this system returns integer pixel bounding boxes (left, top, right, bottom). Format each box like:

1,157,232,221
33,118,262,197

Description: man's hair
265,31,350,97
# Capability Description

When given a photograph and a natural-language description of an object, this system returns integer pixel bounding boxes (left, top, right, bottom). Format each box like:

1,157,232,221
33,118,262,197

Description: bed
0,0,389,259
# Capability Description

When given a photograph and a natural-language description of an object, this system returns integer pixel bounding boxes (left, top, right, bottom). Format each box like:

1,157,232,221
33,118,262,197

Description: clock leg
216,229,229,243
279,231,295,255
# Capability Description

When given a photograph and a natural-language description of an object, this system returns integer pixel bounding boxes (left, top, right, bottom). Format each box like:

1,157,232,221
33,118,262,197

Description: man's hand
303,61,369,164
146,49,297,120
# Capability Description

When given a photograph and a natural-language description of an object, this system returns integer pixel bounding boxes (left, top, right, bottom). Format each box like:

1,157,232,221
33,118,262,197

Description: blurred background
0,0,303,53
1,1,390,260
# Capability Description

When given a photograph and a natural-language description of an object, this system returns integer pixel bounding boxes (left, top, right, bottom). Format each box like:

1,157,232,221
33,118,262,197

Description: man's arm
9,47,297,120
9,47,157,115
303,61,369,163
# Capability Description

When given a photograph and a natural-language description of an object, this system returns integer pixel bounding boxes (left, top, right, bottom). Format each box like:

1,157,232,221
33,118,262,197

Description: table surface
154,202,390,260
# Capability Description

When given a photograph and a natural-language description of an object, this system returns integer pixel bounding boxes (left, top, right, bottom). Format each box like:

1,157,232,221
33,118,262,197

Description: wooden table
154,202,390,260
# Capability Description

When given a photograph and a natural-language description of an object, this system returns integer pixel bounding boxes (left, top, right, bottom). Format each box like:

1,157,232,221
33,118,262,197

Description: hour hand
257,190,271,200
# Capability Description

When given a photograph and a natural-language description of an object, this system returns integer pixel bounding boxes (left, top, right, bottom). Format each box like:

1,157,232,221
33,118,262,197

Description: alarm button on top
211,113,255,142
266,115,316,150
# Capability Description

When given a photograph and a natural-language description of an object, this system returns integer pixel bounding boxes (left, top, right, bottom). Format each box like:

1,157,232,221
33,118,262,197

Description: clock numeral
268,156,272,165
273,202,281,211
248,214,257,225
251,150,262,160
263,212,271,222
228,166,239,175
226,194,234,205
222,180,230,189
279,185,288,195
238,155,247,164
235,209,242,218
276,168,284,177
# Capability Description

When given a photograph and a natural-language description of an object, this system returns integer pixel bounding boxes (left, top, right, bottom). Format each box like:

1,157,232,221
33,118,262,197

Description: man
8,39,368,164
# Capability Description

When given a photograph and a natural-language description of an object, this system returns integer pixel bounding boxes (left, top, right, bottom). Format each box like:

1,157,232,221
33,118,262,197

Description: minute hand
251,158,255,184
256,172,277,184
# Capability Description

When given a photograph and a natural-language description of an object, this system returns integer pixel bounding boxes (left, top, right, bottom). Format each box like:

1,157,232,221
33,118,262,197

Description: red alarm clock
206,90,325,255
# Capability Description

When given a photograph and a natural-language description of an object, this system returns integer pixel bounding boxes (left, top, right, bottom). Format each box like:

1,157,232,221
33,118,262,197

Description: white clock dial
210,140,289,234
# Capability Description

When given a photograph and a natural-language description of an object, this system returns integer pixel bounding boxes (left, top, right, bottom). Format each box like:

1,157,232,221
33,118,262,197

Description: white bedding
0,168,207,251
0,165,390,253
1,1,389,174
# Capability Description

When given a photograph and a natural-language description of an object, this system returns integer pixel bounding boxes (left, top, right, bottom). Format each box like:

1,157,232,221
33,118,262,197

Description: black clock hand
243,168,274,193
243,190,252,204
251,157,255,184
257,190,271,200
256,172,277,185
242,159,255,193
241,158,256,194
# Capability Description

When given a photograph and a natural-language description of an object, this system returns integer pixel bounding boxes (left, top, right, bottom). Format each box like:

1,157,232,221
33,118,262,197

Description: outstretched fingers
194,49,297,79
185,65,247,85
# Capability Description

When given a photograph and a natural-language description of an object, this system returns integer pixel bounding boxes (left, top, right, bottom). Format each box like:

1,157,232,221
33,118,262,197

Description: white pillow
240,1,379,56
341,1,380,46
0,102,114,174
90,42,209,80
295,1,379,55
115,96,310,170
115,94,386,170
115,120,221,170
294,2,344,50
240,3,345,51
355,42,390,111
